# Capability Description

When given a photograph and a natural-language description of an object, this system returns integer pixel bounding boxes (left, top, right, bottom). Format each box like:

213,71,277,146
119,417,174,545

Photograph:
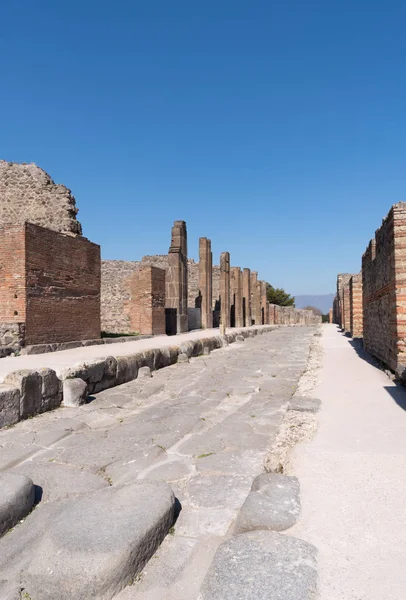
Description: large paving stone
234,473,300,534
11,461,109,503
199,530,317,600
23,481,176,600
0,473,35,536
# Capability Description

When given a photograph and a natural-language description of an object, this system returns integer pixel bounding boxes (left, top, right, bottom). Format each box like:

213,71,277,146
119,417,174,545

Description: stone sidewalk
291,325,406,600
0,326,317,599
0,326,272,381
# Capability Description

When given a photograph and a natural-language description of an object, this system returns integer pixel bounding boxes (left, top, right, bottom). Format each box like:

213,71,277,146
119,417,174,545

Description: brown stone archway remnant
219,252,230,334
166,220,188,334
199,237,213,329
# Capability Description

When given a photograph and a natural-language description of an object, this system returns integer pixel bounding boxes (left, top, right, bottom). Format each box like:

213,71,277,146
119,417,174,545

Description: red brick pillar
199,237,213,329
166,220,188,334
242,268,251,327
220,252,230,334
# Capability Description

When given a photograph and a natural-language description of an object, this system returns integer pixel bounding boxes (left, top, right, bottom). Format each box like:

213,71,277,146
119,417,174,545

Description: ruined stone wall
101,260,141,333
130,266,166,335
350,273,363,338
362,205,403,371
24,223,100,345
336,274,352,329
0,161,82,235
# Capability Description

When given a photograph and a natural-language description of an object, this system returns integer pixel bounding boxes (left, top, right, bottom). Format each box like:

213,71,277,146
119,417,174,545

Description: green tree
266,283,295,307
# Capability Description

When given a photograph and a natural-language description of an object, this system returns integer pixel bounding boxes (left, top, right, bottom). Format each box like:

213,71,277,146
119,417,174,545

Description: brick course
130,266,166,335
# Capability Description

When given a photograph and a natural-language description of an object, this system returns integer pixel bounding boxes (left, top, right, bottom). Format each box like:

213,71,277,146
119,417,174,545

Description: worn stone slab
11,461,109,503
38,368,62,413
0,385,20,428
199,530,317,600
23,481,175,600
0,473,35,537
288,396,321,413
62,378,88,407
234,473,300,534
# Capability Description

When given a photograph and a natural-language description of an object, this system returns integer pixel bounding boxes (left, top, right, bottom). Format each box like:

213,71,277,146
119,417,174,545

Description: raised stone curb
234,473,301,534
22,481,175,600
0,473,35,537
21,334,154,356
0,326,278,429
199,530,317,600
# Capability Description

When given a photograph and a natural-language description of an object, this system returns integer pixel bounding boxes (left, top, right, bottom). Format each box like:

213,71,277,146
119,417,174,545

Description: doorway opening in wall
165,308,177,335
242,298,246,327
261,307,265,325
230,294,236,327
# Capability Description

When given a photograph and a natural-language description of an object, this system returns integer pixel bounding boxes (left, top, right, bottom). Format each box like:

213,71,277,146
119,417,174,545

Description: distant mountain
294,294,334,314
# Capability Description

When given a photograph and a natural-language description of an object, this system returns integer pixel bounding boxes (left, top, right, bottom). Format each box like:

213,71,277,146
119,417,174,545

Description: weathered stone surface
138,366,152,378
23,481,175,600
0,473,35,537
10,461,109,503
38,368,62,413
166,220,188,334
236,335,245,342
116,355,138,385
177,353,189,363
199,530,317,600
62,378,88,407
4,370,41,420
0,161,82,235
288,396,321,413
0,385,20,428
234,473,300,534
219,252,230,333
199,237,213,329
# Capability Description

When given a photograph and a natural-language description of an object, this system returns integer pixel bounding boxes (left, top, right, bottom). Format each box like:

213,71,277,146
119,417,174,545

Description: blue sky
2,1,406,295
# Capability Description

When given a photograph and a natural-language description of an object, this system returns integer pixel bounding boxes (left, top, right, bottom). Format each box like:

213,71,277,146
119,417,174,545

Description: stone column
266,301,270,325
199,237,213,329
166,220,188,334
260,281,267,325
219,252,230,334
242,268,251,327
230,267,243,328
250,272,261,325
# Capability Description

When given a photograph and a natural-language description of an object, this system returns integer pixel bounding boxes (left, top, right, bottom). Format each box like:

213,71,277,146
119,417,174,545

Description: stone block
4,370,41,420
177,353,189,363
138,366,152,379
62,378,88,407
234,473,300,534
199,530,317,600
38,368,62,413
116,356,138,385
0,386,20,428
0,473,35,537
23,481,175,600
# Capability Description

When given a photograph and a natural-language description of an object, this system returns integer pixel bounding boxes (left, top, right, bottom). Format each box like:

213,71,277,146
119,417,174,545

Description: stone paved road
0,326,316,599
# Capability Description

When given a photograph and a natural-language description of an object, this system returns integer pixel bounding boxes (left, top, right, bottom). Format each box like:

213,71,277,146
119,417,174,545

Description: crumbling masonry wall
130,266,166,335
362,204,406,371
350,273,363,338
0,161,82,235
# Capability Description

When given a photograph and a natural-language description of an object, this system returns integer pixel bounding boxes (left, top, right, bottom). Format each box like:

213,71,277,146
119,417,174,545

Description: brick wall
130,266,166,335
0,161,82,234
0,223,101,347
362,205,404,370
101,260,141,333
24,223,100,345
336,273,352,329
349,273,363,338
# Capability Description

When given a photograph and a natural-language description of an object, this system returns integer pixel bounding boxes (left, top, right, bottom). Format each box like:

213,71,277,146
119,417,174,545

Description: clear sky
2,1,406,295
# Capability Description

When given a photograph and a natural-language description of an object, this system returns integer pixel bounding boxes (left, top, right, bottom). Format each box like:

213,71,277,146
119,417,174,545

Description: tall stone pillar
199,237,213,329
250,271,261,325
219,252,230,334
230,267,243,328
166,220,188,334
242,268,251,327
266,301,270,325
260,281,267,325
